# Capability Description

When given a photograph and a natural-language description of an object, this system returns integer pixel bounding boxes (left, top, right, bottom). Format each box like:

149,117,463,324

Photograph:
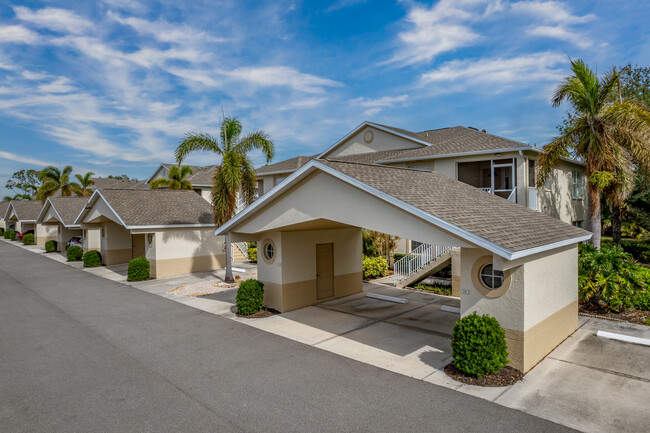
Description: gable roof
218,159,591,260
256,155,318,175
92,178,149,190
0,202,9,220
5,200,42,222
146,164,217,187
75,189,216,228
37,196,89,227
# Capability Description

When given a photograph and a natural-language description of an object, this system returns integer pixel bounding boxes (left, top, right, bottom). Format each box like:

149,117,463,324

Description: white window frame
479,264,504,290
572,170,584,199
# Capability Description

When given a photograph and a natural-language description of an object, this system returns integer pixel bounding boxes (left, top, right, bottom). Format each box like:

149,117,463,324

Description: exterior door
132,234,146,259
316,243,334,300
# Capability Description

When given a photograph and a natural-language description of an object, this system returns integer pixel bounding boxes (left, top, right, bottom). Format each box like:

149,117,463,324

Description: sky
0,0,649,197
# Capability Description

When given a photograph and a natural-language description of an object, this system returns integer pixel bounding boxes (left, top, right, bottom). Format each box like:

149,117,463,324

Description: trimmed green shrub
236,279,264,315
7,230,16,241
67,245,83,261
394,253,406,262
127,256,150,281
362,255,388,279
45,240,58,253
578,243,649,312
452,313,509,378
83,250,102,267
22,233,34,245
248,247,257,263
2,230,8,239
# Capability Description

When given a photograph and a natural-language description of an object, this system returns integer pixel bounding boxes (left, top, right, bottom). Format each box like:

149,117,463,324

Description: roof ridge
321,158,435,173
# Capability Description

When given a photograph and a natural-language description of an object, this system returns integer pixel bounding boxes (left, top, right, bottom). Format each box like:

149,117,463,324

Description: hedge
6,230,16,241
452,313,509,378
248,247,257,263
127,256,150,281
22,233,34,245
67,245,83,261
236,279,264,315
83,250,102,267
362,255,388,279
45,240,58,253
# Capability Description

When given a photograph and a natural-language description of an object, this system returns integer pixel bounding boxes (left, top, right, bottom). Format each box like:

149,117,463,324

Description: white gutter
255,169,297,176
376,147,533,164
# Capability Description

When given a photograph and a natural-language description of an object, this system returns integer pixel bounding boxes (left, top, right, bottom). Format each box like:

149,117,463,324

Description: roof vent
481,129,487,133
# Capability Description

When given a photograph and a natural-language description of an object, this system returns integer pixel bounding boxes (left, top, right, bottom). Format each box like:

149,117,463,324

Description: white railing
233,242,249,260
394,243,452,284
507,189,516,202
479,187,493,193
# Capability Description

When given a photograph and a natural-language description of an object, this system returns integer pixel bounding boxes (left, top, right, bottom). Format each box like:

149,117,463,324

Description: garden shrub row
236,279,264,315
22,233,34,245
45,240,58,253
128,256,150,281
362,255,388,279
5,230,16,241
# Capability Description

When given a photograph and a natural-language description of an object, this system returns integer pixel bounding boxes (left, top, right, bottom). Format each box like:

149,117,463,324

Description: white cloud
0,25,40,44
38,77,75,93
511,1,595,47
351,94,410,116
22,70,49,80
219,66,343,93
420,53,567,92
326,0,368,13
0,150,57,167
528,25,591,48
277,97,329,110
13,6,93,34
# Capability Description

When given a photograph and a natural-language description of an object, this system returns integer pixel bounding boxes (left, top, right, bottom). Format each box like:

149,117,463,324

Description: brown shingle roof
46,197,90,226
7,200,42,221
92,178,149,190
319,160,589,253
187,165,217,186
94,189,215,226
0,202,9,220
327,149,415,164
256,155,318,175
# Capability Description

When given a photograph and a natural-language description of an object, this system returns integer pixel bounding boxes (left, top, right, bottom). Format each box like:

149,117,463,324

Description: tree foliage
5,169,40,198
73,172,95,197
36,165,79,201
149,165,194,190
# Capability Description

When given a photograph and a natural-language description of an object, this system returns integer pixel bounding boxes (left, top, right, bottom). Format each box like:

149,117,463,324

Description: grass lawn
411,283,452,296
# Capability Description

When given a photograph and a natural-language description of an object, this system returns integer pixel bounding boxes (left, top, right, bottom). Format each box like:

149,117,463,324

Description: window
572,220,584,228
274,176,287,186
528,160,536,187
572,170,584,199
264,243,275,261
479,264,504,290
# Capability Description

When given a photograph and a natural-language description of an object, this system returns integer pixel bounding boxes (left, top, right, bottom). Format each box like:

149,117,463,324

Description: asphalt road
0,241,576,433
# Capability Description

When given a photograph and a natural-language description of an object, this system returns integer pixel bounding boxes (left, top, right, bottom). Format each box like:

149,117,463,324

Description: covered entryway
218,159,591,372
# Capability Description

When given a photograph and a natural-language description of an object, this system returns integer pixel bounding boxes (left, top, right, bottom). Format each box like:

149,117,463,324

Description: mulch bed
579,302,650,326
444,362,523,387
236,307,280,319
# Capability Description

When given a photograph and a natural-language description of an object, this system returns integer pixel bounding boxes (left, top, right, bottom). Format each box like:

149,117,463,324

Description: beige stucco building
74,188,226,279
0,202,8,231
35,196,88,248
3,200,42,235
219,159,591,373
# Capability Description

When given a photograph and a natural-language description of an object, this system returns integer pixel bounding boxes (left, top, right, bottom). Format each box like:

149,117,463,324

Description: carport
217,159,592,372
3,200,42,234
35,196,88,248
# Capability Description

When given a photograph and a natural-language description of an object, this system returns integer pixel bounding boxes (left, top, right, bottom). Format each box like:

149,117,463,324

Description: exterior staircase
232,242,249,262
394,244,452,288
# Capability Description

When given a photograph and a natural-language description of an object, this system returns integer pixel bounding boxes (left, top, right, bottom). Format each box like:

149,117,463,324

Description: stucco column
451,247,461,297
516,155,527,206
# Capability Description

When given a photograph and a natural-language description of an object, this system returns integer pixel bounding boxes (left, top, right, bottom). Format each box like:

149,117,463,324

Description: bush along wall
452,313,509,378
2,229,9,239
236,279,264,316
66,245,83,261
0,228,4,236
362,256,389,279
127,256,150,281
45,240,58,253
7,230,16,241
83,250,102,267
22,233,34,245
248,247,257,263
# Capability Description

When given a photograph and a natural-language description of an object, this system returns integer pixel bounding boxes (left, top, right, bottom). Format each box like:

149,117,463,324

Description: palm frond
149,178,170,189
234,131,275,163
175,132,221,164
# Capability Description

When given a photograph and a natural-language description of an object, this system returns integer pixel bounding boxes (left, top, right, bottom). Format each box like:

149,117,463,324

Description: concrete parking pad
318,291,427,320
386,302,458,337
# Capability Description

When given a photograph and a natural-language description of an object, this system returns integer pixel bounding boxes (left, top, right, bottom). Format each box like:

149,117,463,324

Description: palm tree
35,166,79,201
3,193,32,201
536,59,650,248
149,166,194,190
73,172,96,197
175,117,274,282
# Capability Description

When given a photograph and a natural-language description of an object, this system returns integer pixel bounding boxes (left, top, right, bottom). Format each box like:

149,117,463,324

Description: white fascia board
146,164,168,184
72,189,129,228
317,121,430,159
525,147,586,167
36,198,64,225
72,189,100,225
508,233,592,260
255,169,296,177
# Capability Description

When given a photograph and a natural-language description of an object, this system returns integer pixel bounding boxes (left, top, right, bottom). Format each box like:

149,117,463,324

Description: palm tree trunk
587,183,601,249
224,233,234,283
611,204,622,245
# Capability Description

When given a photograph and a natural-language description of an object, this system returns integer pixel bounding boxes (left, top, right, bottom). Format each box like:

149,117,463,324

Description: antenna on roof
468,126,479,131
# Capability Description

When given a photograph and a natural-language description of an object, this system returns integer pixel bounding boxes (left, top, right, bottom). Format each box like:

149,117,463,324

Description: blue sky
0,0,649,197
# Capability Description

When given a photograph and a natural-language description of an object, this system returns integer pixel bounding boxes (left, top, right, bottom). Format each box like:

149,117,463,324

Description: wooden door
316,243,334,300
132,234,146,259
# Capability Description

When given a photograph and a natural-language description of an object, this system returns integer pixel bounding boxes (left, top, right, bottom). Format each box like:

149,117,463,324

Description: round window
264,243,275,261
479,264,504,290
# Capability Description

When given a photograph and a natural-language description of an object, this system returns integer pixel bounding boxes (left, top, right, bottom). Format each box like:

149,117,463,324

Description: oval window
264,243,275,261
479,264,504,290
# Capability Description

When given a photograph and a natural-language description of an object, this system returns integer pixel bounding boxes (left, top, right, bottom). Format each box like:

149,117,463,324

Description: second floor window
572,170,584,199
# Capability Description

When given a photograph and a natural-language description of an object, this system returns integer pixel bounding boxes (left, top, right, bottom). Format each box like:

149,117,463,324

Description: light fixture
494,153,501,157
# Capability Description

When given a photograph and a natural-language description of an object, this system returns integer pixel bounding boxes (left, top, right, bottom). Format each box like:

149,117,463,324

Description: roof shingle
6,200,42,221
46,197,90,226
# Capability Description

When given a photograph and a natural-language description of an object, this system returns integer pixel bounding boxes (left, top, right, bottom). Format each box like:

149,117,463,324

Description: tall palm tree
175,117,274,282
149,166,194,190
536,59,650,248
36,166,79,201
73,172,95,197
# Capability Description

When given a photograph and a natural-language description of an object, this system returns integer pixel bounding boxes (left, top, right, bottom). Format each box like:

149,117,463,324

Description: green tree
108,174,137,181
174,117,274,282
149,166,194,190
73,172,95,197
537,59,650,248
5,169,40,198
36,166,79,201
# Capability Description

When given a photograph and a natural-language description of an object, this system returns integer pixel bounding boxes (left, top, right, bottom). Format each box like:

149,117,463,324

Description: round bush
128,256,150,281
236,279,264,315
22,233,34,245
83,250,102,267
45,240,58,253
362,255,389,279
452,312,509,378
7,230,16,241
67,245,83,261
